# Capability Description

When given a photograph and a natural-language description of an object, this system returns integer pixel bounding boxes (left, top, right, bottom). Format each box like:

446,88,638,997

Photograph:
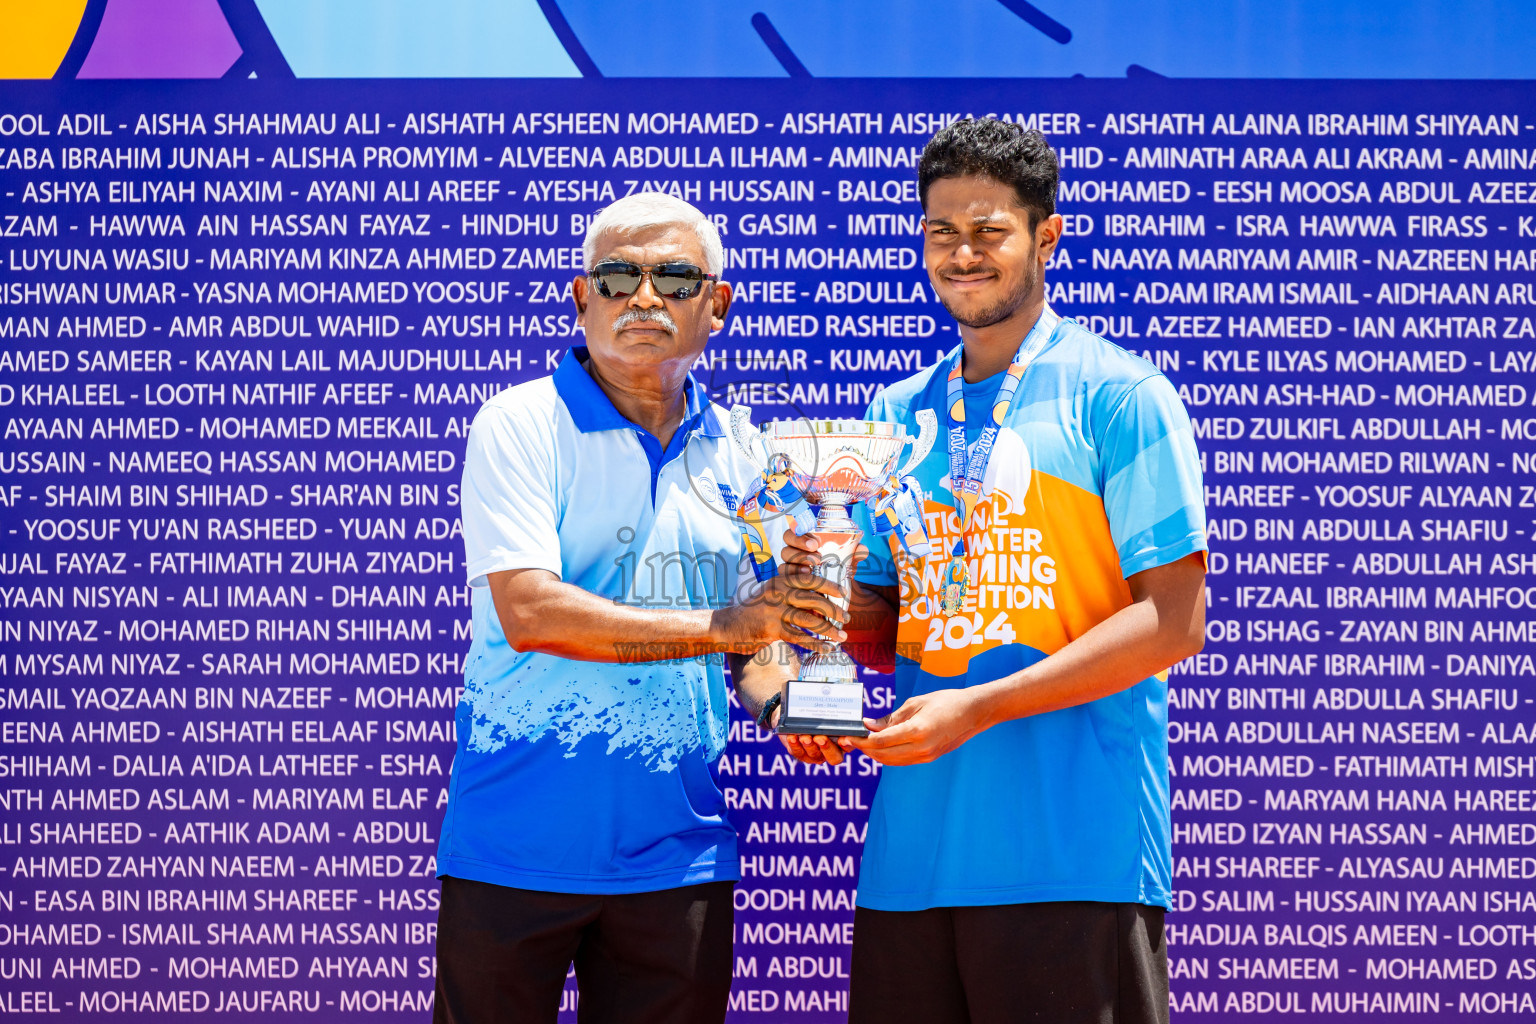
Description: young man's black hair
917,118,1058,226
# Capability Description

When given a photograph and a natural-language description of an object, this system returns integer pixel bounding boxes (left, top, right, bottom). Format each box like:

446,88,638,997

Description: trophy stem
797,501,859,686
815,500,856,533
797,649,858,685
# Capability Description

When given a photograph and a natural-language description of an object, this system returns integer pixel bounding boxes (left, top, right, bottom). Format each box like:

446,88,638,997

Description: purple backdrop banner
1,77,1535,1021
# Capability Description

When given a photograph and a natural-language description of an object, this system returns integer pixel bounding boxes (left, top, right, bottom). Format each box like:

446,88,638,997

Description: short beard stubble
937,242,1040,330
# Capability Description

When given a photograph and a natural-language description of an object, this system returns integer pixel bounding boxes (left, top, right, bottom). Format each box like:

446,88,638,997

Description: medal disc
940,552,969,615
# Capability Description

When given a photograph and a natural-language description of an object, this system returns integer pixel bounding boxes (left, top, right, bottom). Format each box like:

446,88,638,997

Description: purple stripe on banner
77,0,241,78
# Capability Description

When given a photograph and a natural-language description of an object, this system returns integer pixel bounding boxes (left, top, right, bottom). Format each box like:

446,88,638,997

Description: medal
940,550,969,615
937,307,1061,616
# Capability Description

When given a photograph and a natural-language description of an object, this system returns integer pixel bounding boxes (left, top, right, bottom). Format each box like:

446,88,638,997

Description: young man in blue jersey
786,119,1208,1023
433,192,847,1024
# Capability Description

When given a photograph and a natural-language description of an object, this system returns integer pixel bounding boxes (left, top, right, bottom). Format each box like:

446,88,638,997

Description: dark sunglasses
589,260,717,300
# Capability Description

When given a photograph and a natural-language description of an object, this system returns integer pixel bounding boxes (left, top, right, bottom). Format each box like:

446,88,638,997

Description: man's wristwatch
756,692,782,730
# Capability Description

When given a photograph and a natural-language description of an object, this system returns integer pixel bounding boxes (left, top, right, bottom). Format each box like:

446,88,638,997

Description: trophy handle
730,405,770,467
895,408,938,478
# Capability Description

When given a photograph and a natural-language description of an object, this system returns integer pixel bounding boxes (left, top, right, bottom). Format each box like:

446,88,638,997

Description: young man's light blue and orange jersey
853,310,1206,911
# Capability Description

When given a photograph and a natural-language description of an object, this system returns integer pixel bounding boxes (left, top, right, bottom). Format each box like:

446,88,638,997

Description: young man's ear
1036,213,1065,261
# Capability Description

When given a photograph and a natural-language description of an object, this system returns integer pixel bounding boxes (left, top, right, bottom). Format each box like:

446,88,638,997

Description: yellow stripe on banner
0,0,88,79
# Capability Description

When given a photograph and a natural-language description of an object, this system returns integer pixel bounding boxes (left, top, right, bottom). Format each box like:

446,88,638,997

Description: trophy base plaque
776,530,869,738
776,679,869,738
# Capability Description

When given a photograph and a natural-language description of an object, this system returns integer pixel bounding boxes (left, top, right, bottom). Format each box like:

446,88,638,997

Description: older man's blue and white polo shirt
437,346,776,894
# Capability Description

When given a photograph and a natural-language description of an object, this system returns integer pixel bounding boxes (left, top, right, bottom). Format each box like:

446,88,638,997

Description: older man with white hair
432,193,845,1024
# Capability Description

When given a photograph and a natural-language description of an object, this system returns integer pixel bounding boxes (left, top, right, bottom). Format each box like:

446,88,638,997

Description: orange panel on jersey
893,470,1131,679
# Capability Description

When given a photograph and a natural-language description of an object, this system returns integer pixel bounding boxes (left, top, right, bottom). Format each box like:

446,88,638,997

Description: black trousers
849,901,1168,1024
434,876,735,1024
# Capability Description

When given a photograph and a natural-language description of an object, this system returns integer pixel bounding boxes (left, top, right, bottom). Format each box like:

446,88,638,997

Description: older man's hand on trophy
714,562,847,656
712,533,862,766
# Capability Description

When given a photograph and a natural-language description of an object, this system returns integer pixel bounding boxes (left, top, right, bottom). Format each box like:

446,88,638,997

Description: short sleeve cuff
1119,532,1207,580
466,551,563,588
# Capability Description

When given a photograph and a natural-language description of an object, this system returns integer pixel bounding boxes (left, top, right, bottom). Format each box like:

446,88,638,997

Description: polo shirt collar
553,346,723,439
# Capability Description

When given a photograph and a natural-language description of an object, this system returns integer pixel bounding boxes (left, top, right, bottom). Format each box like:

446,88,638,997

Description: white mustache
613,309,677,333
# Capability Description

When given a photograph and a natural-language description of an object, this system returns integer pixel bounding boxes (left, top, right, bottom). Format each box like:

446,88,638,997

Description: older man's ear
572,272,590,323
709,280,732,332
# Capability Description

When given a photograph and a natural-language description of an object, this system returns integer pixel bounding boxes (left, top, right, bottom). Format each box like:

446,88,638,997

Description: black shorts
850,900,1167,1024
433,876,734,1024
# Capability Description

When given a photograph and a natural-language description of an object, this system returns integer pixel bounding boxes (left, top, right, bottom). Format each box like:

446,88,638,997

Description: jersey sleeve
461,404,562,587
1098,374,1207,579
